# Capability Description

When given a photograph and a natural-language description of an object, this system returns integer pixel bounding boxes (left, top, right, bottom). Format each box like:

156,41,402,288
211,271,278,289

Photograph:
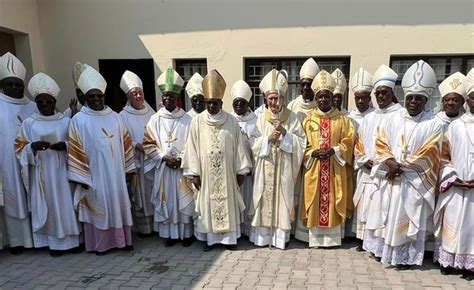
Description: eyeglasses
36,99,56,105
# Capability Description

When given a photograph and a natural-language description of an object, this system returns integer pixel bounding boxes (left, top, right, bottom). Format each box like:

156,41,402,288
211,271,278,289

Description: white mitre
120,70,143,94
28,72,60,99
463,68,474,96
401,60,437,98
259,69,288,97
350,68,373,94
185,72,204,98
77,65,107,94
231,80,252,102
372,64,398,90
0,52,27,81
331,69,347,95
439,72,467,99
299,58,320,80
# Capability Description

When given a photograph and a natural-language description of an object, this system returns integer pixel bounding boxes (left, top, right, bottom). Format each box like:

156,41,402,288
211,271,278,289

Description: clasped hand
31,141,66,152
311,148,335,160
269,121,286,142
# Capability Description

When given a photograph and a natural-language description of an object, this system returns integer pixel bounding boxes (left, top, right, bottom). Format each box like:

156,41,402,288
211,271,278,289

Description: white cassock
286,96,317,240
119,103,155,234
186,109,200,119
0,93,36,248
254,104,266,119
68,106,135,252
15,112,80,250
433,111,460,132
434,112,474,271
143,107,194,240
231,109,258,236
359,103,403,251
287,95,317,122
370,109,442,265
249,109,306,249
182,110,252,245
347,107,375,131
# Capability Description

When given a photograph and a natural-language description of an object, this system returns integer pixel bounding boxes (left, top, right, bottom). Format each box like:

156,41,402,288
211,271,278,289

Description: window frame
174,58,208,111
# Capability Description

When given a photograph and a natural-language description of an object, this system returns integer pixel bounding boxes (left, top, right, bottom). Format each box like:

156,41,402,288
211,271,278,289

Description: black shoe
182,238,194,247
164,239,179,247
461,270,474,281
68,246,82,254
375,257,382,262
440,266,455,275
396,264,413,270
9,246,24,255
355,244,364,252
49,250,63,257
95,250,109,256
136,232,149,239
226,244,237,251
285,242,290,249
203,244,212,252
122,245,134,251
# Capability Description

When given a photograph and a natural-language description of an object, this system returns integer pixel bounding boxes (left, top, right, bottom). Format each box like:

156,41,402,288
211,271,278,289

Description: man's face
442,93,464,118
35,94,56,116
86,89,105,111
316,90,333,112
265,93,284,114
191,94,205,113
405,94,427,116
127,87,145,110
374,86,395,109
0,77,25,99
76,88,86,105
467,92,474,113
232,98,249,116
354,91,371,113
300,78,314,102
162,91,178,112
332,93,343,110
205,99,222,115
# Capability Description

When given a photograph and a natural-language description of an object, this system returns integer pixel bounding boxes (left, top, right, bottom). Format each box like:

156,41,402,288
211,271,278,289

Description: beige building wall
2,0,473,111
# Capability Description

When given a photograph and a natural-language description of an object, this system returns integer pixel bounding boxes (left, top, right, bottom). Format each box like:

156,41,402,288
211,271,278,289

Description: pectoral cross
400,143,410,161
165,132,177,148
101,128,115,156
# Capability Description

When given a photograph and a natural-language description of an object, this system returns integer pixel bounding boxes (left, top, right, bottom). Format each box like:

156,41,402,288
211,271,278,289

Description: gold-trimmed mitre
202,69,226,100
311,69,336,94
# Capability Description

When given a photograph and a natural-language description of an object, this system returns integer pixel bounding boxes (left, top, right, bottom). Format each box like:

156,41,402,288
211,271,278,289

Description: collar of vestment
435,111,460,125
348,107,375,119
123,102,152,115
205,110,228,126
460,111,474,123
158,106,185,119
375,102,402,114
0,93,31,105
312,108,340,119
402,109,430,122
264,107,291,124
31,112,65,121
295,95,318,110
82,105,113,116
231,109,257,122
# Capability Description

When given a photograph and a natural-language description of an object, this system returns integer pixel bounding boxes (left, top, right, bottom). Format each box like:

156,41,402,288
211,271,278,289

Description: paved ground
0,236,472,289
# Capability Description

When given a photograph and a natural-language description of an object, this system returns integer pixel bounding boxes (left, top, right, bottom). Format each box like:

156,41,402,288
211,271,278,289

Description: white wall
5,0,473,110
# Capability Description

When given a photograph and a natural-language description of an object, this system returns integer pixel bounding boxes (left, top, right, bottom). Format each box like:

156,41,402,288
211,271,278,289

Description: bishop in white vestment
250,69,306,249
119,70,156,236
0,53,35,254
15,73,80,256
182,70,252,251
185,72,205,118
68,65,135,254
143,68,194,246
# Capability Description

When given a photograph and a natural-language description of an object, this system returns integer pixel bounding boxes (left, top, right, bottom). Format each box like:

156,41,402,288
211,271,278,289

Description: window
244,57,351,110
174,58,208,110
390,55,474,112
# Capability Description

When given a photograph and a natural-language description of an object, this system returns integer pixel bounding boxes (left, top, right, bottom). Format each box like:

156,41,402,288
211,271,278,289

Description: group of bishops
0,52,472,280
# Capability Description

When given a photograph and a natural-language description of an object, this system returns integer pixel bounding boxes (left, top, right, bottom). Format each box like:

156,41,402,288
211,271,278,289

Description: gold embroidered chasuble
182,111,252,234
302,108,355,228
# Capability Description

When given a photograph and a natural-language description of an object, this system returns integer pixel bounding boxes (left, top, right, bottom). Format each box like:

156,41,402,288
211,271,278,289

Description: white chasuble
120,104,155,234
68,106,135,230
249,108,306,249
434,113,474,270
231,109,258,237
0,93,36,248
15,113,80,249
182,110,251,245
143,107,194,239
371,109,442,265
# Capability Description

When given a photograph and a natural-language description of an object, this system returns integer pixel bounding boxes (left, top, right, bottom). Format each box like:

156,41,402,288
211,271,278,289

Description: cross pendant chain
401,143,410,161
165,132,177,148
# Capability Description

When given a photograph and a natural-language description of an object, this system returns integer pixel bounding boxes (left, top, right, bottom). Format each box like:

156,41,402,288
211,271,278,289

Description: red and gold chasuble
302,109,355,228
